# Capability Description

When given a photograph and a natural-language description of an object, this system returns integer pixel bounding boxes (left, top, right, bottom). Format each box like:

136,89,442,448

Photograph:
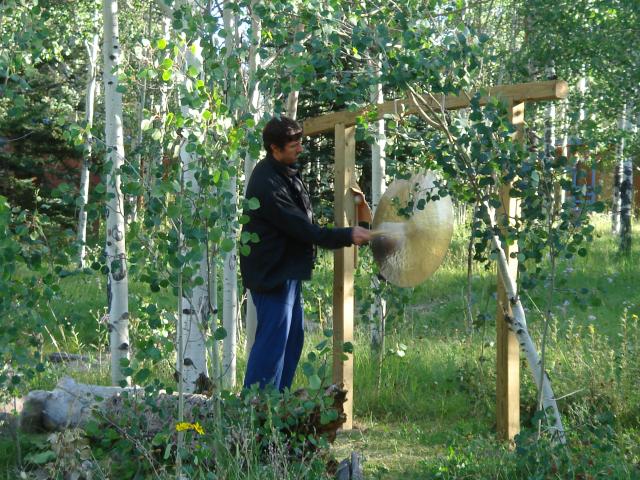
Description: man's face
271,139,303,165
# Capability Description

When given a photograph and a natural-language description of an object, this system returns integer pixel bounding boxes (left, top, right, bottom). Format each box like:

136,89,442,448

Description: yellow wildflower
175,422,192,432
192,422,204,435
175,421,205,435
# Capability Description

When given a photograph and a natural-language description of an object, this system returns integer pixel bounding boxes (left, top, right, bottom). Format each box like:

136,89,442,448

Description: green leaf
26,450,56,465
308,374,321,390
164,442,173,460
320,409,339,425
302,362,315,377
162,70,171,81
157,38,168,50
134,368,151,384
151,128,162,141
187,65,199,78
152,432,168,446
248,197,260,210
214,327,227,340
221,238,234,252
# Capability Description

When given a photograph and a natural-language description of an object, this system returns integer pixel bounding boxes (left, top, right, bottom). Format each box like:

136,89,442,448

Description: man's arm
352,226,371,245
259,186,369,248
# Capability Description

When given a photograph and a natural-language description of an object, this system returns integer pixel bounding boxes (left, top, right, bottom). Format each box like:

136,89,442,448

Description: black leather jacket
240,154,353,292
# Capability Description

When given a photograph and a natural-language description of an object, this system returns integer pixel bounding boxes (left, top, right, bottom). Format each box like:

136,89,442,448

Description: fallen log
20,377,131,432
47,352,91,363
20,377,348,446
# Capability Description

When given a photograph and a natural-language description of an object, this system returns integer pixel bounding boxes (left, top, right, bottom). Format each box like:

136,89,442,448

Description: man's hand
351,226,372,245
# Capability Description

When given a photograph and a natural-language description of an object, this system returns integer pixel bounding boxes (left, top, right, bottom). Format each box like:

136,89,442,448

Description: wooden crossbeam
303,80,568,137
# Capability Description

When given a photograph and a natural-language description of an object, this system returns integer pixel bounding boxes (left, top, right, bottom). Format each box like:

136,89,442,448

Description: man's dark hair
262,116,303,154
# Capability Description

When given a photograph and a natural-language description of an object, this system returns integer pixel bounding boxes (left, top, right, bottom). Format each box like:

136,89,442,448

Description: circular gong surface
371,171,454,287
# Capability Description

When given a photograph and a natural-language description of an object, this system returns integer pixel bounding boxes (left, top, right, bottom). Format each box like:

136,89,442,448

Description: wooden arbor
301,79,569,437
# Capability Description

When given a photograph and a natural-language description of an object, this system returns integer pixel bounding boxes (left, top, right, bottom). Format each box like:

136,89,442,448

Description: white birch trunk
222,187,238,389
545,93,559,218
103,0,130,386
575,75,586,170
151,1,172,192
487,206,566,443
612,162,622,235
544,66,556,160
209,258,220,387
620,105,633,252
621,155,633,251
544,102,555,161
554,99,569,210
77,23,100,268
177,37,209,393
127,7,152,224
578,76,587,123
244,0,262,353
128,85,145,224
154,0,210,393
369,56,387,348
222,2,238,388
157,15,171,176
612,104,627,235
286,90,299,119
285,23,304,119
245,294,257,353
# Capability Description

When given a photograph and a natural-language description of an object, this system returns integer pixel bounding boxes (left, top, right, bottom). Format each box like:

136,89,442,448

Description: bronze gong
371,171,454,287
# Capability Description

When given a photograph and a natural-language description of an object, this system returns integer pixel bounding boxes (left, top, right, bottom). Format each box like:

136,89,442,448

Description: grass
3,215,640,478
328,214,640,478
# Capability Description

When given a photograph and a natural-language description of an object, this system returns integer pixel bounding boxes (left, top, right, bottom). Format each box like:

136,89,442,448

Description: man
240,115,371,391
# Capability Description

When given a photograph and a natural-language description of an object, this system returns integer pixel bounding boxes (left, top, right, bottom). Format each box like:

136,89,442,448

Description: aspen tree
221,0,239,388
103,0,130,386
77,11,100,268
244,0,262,353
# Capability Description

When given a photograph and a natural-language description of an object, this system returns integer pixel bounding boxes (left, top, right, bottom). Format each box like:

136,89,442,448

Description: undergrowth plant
16,329,348,479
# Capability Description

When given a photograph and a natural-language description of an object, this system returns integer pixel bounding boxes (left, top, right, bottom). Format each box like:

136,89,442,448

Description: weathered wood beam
496,100,523,442
333,123,356,430
303,80,568,137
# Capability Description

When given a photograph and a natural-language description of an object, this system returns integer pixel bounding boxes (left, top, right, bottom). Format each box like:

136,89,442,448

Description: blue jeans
243,280,304,391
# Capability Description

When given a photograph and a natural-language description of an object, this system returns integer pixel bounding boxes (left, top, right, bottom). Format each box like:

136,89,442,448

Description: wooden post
496,100,524,441
333,123,356,430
